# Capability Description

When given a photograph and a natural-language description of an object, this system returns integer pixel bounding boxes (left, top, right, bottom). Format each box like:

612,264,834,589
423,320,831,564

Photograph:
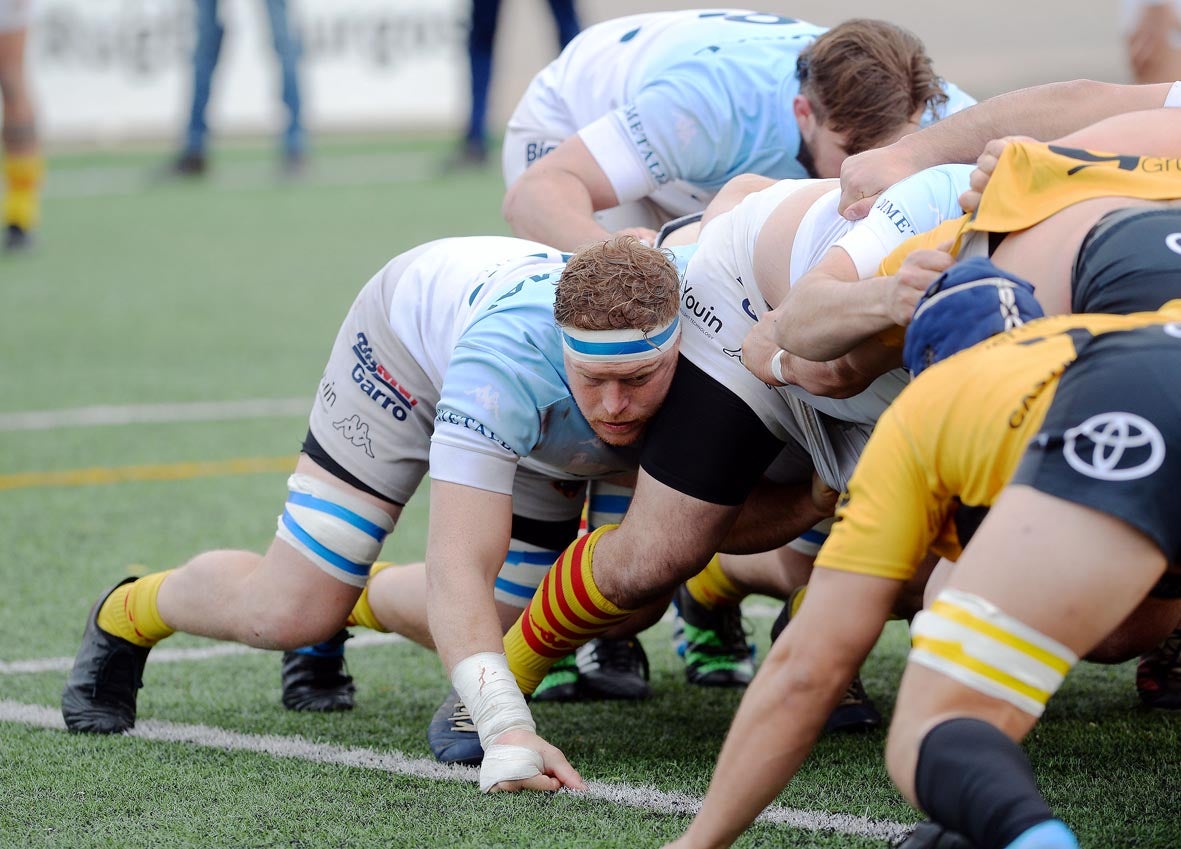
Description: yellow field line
0,456,298,491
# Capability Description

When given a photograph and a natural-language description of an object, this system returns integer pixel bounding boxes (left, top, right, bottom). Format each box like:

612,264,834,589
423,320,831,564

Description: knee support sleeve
494,542,563,609
910,589,1077,717
275,473,394,588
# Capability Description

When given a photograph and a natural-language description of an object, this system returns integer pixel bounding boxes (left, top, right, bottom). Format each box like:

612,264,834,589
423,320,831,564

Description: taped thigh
909,589,1078,717
275,473,394,588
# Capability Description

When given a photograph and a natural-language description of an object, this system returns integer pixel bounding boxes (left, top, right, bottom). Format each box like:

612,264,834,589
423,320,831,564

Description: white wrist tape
451,652,536,749
770,349,788,385
479,744,546,793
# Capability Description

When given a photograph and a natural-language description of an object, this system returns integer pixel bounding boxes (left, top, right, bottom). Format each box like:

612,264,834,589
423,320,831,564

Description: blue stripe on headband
561,317,680,358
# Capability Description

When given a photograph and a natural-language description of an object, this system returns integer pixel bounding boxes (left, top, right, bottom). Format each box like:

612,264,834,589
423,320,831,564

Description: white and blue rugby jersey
426,241,697,496
522,10,975,208
683,164,974,430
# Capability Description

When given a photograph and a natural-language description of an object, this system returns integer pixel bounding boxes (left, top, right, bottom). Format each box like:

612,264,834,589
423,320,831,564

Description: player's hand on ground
740,313,787,385
483,728,586,794
959,136,1036,213
839,144,924,220
613,226,661,247
887,245,955,326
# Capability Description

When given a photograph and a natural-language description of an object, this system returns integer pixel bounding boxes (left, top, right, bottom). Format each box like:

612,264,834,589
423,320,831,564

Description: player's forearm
891,79,1173,168
502,170,613,251
776,276,893,361
679,646,853,848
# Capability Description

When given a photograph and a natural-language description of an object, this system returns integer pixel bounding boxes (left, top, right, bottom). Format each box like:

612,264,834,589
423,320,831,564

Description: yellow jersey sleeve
815,400,951,582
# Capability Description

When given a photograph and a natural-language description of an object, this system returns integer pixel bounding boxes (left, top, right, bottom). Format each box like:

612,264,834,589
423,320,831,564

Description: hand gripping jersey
508,9,974,214
880,141,1181,275
815,303,1181,580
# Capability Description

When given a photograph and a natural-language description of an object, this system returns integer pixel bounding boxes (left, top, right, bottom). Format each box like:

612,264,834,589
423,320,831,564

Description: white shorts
0,0,32,32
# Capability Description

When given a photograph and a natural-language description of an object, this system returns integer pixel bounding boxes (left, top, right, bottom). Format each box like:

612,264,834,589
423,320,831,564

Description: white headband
559,315,681,362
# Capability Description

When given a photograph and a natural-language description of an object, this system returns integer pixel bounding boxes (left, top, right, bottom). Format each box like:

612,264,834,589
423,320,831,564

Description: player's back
532,10,823,129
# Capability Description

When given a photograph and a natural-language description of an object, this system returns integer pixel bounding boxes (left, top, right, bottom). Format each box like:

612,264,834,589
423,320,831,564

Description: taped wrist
451,652,535,749
479,744,546,793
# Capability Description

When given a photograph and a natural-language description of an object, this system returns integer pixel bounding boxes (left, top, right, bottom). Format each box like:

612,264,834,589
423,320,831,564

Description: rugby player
837,79,1181,219
450,158,984,781
661,261,1181,849
500,10,973,250
61,234,689,795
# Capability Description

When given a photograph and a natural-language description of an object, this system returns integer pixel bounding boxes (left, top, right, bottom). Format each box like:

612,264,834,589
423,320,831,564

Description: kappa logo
333,414,375,459
1062,412,1165,481
1166,233,1181,256
466,384,501,419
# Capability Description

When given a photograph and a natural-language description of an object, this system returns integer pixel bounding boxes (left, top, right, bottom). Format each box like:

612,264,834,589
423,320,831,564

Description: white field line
0,631,405,675
0,604,782,676
0,699,911,842
0,398,309,431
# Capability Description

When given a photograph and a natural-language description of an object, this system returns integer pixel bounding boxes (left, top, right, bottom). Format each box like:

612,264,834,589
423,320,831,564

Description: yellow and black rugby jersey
814,301,1181,581
878,141,1181,278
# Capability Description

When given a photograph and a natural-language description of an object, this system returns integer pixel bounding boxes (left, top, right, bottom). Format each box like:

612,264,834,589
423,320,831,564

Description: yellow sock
504,525,634,694
345,560,397,631
684,554,747,608
96,571,176,648
3,154,44,231
789,585,807,617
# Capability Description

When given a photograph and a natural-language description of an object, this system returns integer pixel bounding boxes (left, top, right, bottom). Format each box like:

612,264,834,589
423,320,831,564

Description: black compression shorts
1072,207,1181,315
1011,325,1181,562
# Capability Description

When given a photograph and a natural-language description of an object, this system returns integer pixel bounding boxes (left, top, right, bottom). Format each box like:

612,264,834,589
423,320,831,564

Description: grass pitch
1,139,1178,848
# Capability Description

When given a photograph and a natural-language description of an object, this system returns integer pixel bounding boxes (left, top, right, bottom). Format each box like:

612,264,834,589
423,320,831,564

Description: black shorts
1072,207,1181,315
1011,325,1181,562
640,355,786,506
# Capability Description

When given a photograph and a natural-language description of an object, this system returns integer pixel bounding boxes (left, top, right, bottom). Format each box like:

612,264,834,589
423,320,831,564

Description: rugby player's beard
796,136,821,179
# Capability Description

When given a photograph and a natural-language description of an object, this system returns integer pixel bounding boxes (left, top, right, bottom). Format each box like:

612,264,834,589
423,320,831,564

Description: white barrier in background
28,0,468,145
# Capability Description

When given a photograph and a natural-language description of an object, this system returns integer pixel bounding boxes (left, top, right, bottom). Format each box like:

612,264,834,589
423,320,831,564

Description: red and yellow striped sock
3,153,44,231
504,525,634,694
346,560,397,631
96,571,176,648
684,554,747,609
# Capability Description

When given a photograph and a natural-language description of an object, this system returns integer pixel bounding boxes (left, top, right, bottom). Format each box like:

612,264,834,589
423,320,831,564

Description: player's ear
792,95,815,132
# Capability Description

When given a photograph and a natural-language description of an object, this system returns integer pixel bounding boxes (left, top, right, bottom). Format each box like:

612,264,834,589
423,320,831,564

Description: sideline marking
0,398,308,431
0,699,911,841
0,456,298,491
0,632,406,675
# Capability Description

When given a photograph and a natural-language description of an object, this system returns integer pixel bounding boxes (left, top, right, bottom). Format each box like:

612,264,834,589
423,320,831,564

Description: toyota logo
1062,412,1166,481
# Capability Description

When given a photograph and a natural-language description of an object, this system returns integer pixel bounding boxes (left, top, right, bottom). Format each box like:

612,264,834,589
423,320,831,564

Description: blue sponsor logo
351,331,417,422
622,105,668,186
526,141,557,164
435,407,514,453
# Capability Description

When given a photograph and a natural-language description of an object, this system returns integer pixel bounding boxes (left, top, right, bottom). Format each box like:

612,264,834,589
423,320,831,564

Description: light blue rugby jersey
430,244,698,496
617,11,975,193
